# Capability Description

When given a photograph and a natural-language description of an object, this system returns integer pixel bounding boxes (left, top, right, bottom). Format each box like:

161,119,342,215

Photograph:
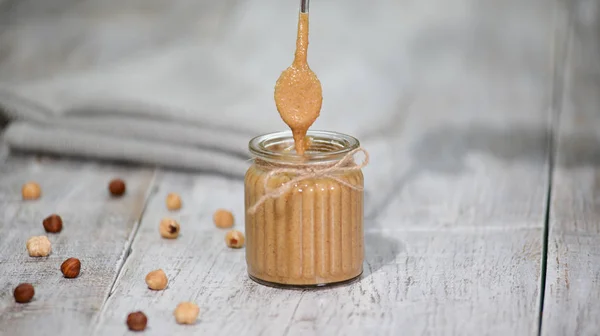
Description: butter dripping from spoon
274,0,322,155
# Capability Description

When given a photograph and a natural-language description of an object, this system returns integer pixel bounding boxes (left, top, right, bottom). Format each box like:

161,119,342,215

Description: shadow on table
360,123,600,278
361,225,405,279
368,123,600,220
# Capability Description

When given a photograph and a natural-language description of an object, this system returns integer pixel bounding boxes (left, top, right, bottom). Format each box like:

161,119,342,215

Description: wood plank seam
538,1,573,334
108,170,160,298
90,168,159,334
282,292,305,336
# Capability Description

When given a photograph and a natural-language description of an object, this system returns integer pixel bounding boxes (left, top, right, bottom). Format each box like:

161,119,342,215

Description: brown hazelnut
213,209,234,228
43,214,63,233
145,269,168,290
108,179,126,196
225,230,245,248
26,236,51,257
174,302,200,324
126,311,147,331
166,193,182,211
61,258,81,278
159,218,180,239
22,182,41,200
13,283,35,303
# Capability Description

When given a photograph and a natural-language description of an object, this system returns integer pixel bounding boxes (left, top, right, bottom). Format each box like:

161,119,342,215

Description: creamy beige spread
274,13,322,155
245,164,364,285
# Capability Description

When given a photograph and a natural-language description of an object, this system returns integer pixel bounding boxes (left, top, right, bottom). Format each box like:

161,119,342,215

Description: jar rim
249,130,360,164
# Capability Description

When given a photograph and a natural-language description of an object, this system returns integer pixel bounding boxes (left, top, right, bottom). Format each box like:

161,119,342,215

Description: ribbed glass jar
245,130,364,287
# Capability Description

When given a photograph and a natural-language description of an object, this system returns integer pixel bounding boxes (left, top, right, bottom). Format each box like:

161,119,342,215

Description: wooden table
1,0,600,335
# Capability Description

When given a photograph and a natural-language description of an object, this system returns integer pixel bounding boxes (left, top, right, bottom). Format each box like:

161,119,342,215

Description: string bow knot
247,147,369,214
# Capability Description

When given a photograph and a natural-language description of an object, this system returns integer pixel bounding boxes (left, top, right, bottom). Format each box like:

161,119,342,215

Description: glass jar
245,130,365,287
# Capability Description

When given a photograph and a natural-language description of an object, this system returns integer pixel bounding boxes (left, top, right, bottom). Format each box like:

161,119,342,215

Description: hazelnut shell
61,258,81,278
126,311,148,331
109,179,126,196
43,214,63,233
14,283,35,303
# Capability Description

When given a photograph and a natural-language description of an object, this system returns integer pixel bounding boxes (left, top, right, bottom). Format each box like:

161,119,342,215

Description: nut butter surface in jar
245,130,365,287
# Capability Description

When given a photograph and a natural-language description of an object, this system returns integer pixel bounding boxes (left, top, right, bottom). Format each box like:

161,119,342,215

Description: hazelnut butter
274,12,322,155
245,131,364,286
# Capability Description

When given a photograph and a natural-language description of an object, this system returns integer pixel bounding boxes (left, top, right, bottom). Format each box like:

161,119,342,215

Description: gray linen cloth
0,0,406,178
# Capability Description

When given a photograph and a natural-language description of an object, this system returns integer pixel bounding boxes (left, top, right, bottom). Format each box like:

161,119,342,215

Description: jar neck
249,130,360,166
253,157,356,170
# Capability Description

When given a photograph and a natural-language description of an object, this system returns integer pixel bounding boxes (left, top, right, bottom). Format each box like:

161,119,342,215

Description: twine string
247,147,369,214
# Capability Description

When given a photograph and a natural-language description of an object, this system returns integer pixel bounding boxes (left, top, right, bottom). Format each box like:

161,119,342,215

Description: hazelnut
43,214,63,233
225,230,245,248
13,283,35,303
166,193,182,211
174,302,200,325
22,182,41,200
61,258,81,278
108,179,126,196
159,218,180,239
145,269,168,290
126,311,147,331
213,209,234,228
26,236,51,257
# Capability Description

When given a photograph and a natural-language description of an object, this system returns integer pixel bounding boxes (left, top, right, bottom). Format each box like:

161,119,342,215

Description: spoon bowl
275,65,322,139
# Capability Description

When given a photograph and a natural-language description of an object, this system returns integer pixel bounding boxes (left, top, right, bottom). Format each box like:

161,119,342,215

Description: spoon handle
300,0,309,13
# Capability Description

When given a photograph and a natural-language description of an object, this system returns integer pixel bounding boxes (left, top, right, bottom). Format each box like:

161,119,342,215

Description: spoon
274,0,323,155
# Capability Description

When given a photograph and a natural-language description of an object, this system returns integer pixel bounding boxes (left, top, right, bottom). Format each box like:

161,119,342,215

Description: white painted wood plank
284,229,543,336
93,173,249,336
0,155,155,335
93,172,546,336
542,0,600,335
